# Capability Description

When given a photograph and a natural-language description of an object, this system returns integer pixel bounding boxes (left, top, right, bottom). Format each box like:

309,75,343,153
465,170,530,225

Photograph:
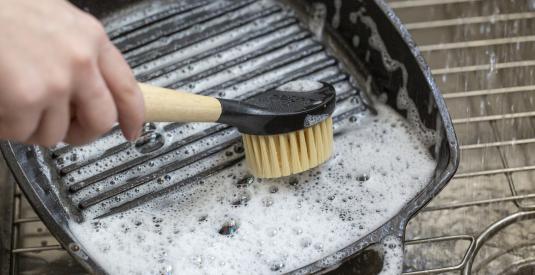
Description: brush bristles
242,117,333,178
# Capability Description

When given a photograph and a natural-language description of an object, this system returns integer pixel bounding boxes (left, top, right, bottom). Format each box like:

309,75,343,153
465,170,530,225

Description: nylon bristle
242,117,333,178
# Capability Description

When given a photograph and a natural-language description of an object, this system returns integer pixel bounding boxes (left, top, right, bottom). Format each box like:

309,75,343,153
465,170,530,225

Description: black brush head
217,81,336,135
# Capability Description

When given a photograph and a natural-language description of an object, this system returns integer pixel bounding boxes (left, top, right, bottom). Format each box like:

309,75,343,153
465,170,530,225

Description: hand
0,0,144,146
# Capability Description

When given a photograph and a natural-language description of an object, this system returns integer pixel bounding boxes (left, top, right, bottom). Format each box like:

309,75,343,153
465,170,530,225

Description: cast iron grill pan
0,0,459,274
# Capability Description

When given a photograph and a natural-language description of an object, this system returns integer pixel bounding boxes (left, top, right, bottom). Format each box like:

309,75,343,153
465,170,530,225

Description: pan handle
377,235,404,274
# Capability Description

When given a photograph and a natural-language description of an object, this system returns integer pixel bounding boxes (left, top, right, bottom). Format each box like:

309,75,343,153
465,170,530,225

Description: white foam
69,103,436,274
277,80,323,92
379,236,404,275
308,3,327,39
350,10,438,148
331,0,342,29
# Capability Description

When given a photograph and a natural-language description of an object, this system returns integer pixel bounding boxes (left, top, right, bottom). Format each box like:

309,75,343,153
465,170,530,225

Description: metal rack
2,0,535,274
2,168,86,275
393,0,535,274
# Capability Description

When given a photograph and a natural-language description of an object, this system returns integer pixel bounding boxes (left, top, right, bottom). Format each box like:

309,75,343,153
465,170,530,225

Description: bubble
142,122,157,132
135,132,165,154
231,191,251,207
269,186,279,193
219,219,238,236
262,197,274,207
270,261,285,272
190,255,203,268
70,153,78,162
158,264,173,275
356,174,370,182
349,116,358,123
300,237,312,248
288,178,299,186
198,215,208,223
236,176,254,188
350,96,361,105
92,221,102,231
233,144,244,154
266,227,278,237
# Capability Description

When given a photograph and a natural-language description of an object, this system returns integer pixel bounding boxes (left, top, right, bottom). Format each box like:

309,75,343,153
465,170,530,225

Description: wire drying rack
2,0,535,274
392,0,535,274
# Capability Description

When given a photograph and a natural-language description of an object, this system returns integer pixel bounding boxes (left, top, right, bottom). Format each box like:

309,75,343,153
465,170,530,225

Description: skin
0,0,145,147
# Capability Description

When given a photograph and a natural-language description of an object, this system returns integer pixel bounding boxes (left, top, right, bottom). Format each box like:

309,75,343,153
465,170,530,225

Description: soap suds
277,80,323,92
379,236,404,275
350,9,438,148
69,103,435,274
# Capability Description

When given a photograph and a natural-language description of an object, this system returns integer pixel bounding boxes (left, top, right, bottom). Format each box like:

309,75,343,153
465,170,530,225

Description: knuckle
71,48,94,69
47,77,70,97
16,90,42,109
121,79,138,94
10,80,34,95
116,80,140,100
84,15,107,41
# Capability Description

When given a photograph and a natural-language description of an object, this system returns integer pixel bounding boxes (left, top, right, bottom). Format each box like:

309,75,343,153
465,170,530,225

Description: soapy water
69,104,435,274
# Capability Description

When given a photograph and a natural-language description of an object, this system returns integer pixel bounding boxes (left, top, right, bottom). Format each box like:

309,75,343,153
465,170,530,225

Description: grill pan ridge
0,0,459,274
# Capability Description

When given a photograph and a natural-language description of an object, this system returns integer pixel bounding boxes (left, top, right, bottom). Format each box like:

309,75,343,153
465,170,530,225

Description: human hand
0,0,144,146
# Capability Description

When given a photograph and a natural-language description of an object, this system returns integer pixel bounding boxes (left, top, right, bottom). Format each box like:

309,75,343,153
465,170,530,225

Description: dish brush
139,80,336,178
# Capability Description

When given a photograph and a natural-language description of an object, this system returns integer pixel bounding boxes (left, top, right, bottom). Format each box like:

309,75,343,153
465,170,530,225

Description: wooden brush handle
139,83,222,123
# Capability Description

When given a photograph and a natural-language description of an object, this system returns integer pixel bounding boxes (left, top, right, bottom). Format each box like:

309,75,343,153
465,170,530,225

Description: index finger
98,41,144,141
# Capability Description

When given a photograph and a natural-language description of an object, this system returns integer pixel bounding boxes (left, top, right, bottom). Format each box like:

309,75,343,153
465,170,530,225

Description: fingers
98,42,144,141
65,63,118,145
0,76,45,144
63,119,91,146
26,100,70,147
0,111,42,143
0,0,128,147
0,7,137,147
